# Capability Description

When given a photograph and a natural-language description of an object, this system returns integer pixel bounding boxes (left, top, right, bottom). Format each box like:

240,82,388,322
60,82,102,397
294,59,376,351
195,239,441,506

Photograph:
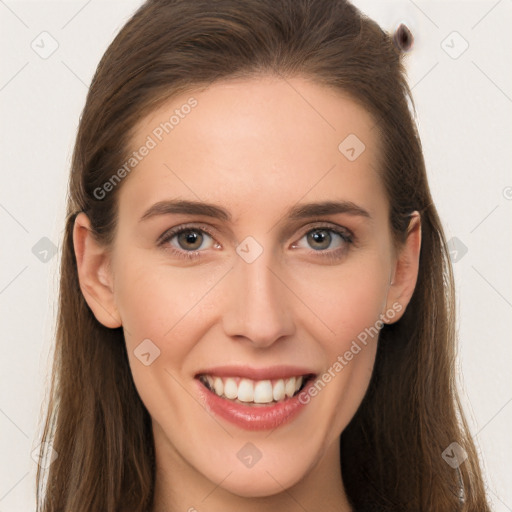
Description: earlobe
383,212,422,323
73,212,122,328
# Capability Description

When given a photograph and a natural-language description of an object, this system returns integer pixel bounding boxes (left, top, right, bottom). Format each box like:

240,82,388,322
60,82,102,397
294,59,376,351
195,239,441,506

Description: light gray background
1,1,511,510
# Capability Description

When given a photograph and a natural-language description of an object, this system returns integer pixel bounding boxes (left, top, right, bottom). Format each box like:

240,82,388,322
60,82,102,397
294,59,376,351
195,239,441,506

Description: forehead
118,76,386,225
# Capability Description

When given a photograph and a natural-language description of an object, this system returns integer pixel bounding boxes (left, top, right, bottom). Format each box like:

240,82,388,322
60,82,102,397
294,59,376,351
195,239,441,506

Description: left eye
293,228,351,251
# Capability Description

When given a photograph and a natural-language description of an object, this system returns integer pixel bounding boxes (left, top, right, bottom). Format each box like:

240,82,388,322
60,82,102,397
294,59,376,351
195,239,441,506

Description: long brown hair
36,1,491,510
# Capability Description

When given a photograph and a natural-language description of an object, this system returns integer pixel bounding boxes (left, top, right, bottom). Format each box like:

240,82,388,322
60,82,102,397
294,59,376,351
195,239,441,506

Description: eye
291,224,353,260
157,224,219,259
172,228,211,251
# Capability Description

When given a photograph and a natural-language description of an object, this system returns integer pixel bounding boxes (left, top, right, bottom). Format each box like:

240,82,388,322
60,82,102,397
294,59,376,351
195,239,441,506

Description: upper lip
195,365,317,381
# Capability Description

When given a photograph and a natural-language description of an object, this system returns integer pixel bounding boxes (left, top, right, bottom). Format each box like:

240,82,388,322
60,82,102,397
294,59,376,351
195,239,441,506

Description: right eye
158,224,221,259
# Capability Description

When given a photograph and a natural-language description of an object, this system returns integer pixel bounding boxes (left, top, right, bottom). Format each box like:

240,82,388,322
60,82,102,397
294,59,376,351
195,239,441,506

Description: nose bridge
222,244,295,346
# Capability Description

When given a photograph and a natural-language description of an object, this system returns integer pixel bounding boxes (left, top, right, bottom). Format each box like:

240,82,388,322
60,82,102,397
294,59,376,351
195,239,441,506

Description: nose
221,247,296,348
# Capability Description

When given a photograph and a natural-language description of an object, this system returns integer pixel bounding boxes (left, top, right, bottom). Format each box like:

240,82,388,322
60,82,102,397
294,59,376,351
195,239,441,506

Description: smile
197,374,311,405
195,367,318,431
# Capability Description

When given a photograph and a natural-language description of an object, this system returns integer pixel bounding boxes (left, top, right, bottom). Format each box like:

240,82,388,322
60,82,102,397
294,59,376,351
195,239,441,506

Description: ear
73,212,122,328
383,211,421,323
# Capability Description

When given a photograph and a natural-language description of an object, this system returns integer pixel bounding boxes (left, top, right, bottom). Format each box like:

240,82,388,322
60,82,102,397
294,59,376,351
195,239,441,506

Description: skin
73,75,421,512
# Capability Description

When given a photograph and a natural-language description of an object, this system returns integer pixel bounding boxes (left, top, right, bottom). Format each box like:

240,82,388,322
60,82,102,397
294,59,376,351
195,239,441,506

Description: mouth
196,373,315,407
194,365,319,430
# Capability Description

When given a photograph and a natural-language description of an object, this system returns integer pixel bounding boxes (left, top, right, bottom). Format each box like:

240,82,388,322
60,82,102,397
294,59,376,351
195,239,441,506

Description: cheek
293,254,390,340
113,251,221,344
114,258,214,420
335,280,387,345
297,259,388,440
112,254,230,412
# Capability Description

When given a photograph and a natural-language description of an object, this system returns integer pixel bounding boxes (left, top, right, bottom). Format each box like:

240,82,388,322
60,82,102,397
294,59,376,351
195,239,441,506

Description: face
76,75,420,501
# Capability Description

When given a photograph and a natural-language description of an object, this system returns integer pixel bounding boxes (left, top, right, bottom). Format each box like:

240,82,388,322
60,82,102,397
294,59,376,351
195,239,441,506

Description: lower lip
196,377,315,431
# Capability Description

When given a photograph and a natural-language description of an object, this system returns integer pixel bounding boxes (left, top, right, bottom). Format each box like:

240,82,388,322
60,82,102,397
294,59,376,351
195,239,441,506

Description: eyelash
157,222,354,262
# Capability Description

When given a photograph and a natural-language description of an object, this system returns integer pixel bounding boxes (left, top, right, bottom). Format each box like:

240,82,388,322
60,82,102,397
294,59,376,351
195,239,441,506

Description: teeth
253,380,273,403
285,377,296,398
213,377,224,397
200,374,308,404
223,378,238,399
272,379,285,401
204,374,215,392
237,379,254,402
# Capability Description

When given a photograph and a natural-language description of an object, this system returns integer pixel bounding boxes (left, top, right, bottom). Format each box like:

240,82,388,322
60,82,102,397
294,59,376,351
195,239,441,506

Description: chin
216,468,302,498
197,450,313,499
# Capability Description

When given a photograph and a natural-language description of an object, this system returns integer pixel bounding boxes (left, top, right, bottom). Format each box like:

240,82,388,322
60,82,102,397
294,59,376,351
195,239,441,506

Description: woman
36,0,491,510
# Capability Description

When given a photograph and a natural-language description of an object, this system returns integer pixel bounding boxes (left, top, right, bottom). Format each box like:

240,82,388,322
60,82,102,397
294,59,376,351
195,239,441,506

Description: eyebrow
139,199,371,223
